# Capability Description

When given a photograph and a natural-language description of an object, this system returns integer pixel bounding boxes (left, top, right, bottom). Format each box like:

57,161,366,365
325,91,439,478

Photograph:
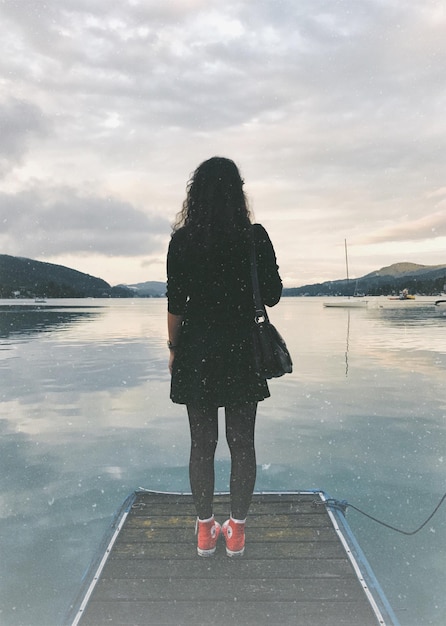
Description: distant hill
121,281,166,297
364,262,428,277
0,255,134,298
283,262,446,297
361,261,446,280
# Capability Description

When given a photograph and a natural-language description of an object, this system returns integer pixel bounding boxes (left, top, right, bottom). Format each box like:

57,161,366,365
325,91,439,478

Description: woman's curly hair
172,157,252,243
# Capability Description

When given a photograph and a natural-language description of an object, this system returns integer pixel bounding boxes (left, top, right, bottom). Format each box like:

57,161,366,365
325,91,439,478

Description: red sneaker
222,517,245,557
196,516,221,557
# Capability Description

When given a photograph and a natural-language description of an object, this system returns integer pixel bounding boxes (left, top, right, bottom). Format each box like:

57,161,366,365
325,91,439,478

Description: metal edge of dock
65,491,138,626
64,489,400,626
321,492,400,626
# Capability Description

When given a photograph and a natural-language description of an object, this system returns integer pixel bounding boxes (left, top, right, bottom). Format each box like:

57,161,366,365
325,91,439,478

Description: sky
1,0,446,288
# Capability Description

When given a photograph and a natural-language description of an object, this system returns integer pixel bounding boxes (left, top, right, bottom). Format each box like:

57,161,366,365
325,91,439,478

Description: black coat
167,223,282,407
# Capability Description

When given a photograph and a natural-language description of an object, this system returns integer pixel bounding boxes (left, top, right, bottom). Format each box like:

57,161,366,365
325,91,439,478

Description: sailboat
323,240,368,308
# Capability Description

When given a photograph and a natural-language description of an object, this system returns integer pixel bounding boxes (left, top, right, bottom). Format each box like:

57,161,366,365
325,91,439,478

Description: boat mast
344,239,350,297
344,239,349,281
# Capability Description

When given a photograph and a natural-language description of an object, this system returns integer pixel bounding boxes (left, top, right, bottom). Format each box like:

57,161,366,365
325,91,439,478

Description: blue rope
319,492,446,536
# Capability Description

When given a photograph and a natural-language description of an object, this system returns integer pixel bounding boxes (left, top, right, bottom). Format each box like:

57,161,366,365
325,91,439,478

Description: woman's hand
167,312,183,374
168,349,175,374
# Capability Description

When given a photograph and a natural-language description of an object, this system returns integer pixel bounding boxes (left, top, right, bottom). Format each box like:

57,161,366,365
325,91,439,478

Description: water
0,297,445,626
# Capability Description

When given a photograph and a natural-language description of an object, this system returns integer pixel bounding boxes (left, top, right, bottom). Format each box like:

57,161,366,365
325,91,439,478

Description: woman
167,157,282,557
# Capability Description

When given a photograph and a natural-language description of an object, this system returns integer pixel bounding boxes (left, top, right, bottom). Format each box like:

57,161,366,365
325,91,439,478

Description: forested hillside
0,255,132,298
283,262,446,297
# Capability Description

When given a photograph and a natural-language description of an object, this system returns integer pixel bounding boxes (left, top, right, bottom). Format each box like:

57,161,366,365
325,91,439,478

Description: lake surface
1,297,445,626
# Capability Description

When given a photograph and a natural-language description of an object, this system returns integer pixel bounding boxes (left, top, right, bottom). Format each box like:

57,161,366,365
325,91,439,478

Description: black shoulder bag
250,240,293,379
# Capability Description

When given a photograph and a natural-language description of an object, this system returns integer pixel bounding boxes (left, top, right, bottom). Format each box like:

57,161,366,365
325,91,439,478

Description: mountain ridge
284,261,446,297
363,262,446,278
0,254,133,298
118,280,166,297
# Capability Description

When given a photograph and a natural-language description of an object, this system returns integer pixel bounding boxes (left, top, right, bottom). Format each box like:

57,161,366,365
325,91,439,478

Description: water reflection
0,303,102,339
371,302,446,328
345,310,350,377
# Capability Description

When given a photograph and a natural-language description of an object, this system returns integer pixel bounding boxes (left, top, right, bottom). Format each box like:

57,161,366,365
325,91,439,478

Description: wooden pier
66,490,399,626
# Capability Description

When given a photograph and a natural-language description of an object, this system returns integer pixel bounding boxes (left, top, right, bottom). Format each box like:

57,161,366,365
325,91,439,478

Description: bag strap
250,235,269,323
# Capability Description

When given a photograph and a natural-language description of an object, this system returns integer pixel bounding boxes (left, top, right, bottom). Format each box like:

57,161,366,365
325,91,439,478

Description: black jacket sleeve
166,233,188,315
253,223,282,307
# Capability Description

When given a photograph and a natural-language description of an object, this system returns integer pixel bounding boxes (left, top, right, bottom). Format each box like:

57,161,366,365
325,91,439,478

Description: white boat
324,298,368,308
435,299,446,315
323,240,368,308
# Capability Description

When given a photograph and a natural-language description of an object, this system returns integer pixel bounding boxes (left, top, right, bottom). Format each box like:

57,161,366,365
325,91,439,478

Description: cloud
0,185,170,258
0,98,49,176
358,209,446,245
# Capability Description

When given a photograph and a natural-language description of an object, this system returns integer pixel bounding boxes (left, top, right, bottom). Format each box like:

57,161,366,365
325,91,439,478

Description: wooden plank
129,494,327,515
68,491,396,626
91,576,367,602
109,539,347,559
80,599,378,626
101,556,355,580
126,512,331,528
115,525,337,543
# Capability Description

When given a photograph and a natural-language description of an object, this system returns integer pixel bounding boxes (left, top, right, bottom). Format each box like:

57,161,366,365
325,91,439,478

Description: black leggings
187,402,257,520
